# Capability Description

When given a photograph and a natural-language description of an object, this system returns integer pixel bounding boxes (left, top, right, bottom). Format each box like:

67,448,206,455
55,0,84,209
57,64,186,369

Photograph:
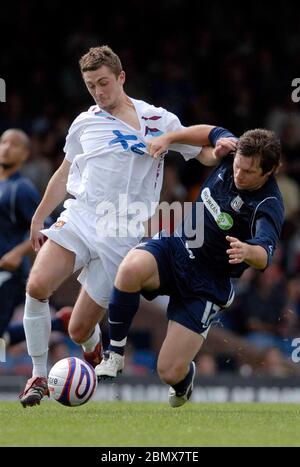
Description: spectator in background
0,129,41,339
0,129,71,353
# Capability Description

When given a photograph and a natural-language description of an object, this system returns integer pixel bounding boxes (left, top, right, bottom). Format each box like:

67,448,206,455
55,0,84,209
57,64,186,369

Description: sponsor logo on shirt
109,130,146,155
201,187,233,230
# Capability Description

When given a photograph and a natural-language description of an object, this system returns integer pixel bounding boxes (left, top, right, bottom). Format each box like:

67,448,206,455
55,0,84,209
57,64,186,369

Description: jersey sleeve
162,110,202,161
245,197,285,267
63,115,85,163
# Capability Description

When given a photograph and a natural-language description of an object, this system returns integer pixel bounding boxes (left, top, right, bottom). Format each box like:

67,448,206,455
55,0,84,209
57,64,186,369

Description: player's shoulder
131,97,168,118
219,153,234,169
253,177,284,216
209,154,234,181
260,176,283,203
70,104,99,124
66,108,95,136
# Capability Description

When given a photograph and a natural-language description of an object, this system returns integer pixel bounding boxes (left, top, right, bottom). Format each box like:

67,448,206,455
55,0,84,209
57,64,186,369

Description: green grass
1,401,300,446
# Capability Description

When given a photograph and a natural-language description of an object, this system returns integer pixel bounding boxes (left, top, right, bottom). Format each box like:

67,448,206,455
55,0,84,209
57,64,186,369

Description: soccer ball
48,357,97,406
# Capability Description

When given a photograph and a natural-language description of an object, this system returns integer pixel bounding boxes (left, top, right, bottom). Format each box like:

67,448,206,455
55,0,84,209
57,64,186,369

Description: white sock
23,293,51,378
81,324,101,352
2,332,10,346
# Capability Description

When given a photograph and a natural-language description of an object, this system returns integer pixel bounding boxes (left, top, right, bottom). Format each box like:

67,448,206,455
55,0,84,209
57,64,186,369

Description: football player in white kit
19,45,214,407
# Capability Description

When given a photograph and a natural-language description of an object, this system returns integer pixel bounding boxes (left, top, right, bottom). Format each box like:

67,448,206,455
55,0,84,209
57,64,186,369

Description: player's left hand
148,135,171,159
214,137,238,159
226,235,249,264
0,250,23,271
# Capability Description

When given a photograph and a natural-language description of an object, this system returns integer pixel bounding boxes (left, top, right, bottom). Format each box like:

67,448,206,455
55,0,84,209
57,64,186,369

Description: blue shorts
136,234,234,336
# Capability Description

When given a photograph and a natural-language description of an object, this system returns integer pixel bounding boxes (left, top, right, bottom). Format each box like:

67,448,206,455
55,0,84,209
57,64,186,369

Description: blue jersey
0,171,40,277
178,154,284,278
138,155,284,334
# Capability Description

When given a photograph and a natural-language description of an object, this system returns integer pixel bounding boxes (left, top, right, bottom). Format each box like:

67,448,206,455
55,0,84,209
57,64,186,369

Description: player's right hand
214,137,238,159
148,135,171,159
30,218,46,252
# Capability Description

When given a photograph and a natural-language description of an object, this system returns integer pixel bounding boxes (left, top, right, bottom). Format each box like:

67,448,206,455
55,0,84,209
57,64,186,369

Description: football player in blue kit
96,126,284,407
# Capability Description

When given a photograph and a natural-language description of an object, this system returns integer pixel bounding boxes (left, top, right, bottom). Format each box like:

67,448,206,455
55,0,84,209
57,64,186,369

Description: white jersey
64,98,201,232
43,98,201,306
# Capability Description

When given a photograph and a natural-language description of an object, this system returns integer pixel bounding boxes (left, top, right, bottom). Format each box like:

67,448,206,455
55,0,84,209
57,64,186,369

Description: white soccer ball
48,357,97,406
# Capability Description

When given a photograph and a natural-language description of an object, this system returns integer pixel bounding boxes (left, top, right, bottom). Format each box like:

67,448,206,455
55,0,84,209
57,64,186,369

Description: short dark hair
79,45,122,77
237,129,281,175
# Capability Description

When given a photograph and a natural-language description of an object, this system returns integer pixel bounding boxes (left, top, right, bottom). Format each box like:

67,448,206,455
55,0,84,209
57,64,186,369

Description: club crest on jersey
54,220,66,229
230,195,244,212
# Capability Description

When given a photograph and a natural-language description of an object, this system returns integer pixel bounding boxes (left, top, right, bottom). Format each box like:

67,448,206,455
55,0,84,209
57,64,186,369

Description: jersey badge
54,220,66,229
230,195,244,212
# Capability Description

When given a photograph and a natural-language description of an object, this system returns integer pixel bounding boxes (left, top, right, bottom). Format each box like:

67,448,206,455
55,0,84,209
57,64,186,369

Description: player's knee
26,273,51,300
115,256,144,290
68,320,91,344
157,361,186,386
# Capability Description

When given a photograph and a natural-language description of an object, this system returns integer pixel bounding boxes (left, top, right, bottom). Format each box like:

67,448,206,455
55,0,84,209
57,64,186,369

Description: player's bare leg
20,240,76,407
157,321,204,407
68,288,106,367
27,240,76,299
96,249,159,380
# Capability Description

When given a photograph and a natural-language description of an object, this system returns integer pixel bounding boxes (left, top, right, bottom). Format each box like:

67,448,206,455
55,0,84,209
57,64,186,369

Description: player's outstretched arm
148,124,216,159
30,159,71,251
226,236,268,270
148,125,237,163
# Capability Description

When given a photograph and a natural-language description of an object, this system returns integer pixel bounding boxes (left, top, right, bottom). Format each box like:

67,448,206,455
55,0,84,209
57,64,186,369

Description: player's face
0,131,28,168
83,66,125,111
233,152,271,191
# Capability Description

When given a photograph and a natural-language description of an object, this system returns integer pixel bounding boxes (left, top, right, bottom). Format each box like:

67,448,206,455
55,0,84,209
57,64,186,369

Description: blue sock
6,323,25,346
108,287,140,356
172,362,195,395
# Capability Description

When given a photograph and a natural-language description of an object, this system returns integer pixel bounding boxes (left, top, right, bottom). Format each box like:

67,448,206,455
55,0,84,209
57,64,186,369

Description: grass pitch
1,401,300,447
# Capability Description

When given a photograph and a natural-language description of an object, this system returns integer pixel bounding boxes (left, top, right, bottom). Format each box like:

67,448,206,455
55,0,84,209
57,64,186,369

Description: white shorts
42,199,140,308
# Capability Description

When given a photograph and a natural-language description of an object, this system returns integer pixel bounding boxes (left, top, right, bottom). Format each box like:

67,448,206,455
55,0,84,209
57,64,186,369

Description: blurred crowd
1,1,300,377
